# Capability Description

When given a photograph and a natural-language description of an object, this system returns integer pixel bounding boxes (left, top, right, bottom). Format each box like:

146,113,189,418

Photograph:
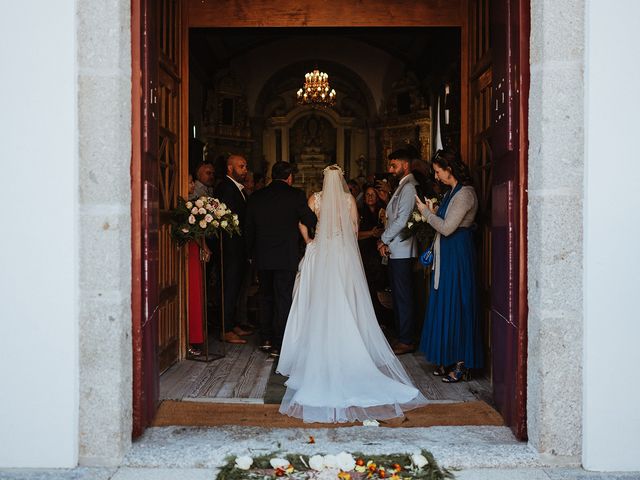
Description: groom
378,148,419,355
245,161,317,357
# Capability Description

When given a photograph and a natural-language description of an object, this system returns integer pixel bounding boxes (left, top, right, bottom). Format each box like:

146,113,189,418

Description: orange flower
286,464,294,474
356,458,365,466
274,467,286,477
367,461,377,472
308,436,315,444
378,467,387,478
391,463,402,472
390,475,401,480
338,472,352,480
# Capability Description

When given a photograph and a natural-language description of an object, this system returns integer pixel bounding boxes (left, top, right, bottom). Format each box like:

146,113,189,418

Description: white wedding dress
276,166,428,423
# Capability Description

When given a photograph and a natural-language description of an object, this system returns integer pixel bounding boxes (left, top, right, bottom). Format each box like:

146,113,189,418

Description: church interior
188,27,461,189
155,26,496,422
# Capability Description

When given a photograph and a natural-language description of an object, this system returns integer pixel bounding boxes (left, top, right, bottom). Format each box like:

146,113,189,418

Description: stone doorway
131,0,529,442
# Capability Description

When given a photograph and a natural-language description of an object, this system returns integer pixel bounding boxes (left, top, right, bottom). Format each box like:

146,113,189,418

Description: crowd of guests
186,145,482,384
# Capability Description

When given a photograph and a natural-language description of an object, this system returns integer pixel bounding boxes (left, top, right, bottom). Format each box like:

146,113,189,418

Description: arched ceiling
190,27,460,116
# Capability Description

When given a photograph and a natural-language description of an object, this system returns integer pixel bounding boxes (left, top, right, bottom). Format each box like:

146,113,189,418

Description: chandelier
296,69,336,106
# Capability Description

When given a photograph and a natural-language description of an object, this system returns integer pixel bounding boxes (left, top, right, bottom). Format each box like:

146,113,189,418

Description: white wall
583,0,640,471
0,1,78,468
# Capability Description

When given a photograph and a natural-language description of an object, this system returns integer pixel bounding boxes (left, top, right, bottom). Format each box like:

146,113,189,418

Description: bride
276,164,427,423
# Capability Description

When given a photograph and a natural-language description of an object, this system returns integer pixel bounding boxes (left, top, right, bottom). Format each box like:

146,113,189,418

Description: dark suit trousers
220,245,248,330
257,269,296,349
388,258,415,345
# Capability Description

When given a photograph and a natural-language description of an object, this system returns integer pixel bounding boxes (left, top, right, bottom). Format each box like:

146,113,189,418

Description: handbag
420,242,435,267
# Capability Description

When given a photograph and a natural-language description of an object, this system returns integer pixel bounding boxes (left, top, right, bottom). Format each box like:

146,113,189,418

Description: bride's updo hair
323,164,344,175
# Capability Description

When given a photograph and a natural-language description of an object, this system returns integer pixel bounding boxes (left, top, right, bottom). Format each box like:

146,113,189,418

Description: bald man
214,154,252,344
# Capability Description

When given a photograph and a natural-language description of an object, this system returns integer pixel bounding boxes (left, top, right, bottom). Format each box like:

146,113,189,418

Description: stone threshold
124,425,541,469
4,426,639,479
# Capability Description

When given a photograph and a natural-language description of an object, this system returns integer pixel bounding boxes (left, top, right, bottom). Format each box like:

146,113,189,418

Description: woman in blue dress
415,149,483,383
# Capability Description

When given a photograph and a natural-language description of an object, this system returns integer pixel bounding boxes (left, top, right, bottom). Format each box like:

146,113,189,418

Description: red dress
188,241,205,344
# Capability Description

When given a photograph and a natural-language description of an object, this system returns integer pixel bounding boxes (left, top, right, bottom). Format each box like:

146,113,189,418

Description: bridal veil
277,165,427,423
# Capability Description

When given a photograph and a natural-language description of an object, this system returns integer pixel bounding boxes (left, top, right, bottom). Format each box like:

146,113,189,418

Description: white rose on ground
316,468,340,480
195,199,204,208
411,454,429,469
232,214,238,220
185,201,193,209
212,220,219,228
233,219,239,226
198,207,206,215
270,458,289,469
235,456,253,470
191,207,199,214
336,452,356,472
188,215,196,224
220,220,228,228
362,419,379,427
199,220,207,229
308,455,325,471
204,214,213,223
323,454,338,469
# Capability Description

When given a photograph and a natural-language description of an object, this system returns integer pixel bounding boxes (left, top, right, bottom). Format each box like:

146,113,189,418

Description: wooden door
132,0,160,437
468,0,493,378
157,0,183,373
489,0,529,439
132,0,183,437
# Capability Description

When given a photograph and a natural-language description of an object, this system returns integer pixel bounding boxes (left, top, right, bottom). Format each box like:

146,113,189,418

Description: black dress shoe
259,340,272,351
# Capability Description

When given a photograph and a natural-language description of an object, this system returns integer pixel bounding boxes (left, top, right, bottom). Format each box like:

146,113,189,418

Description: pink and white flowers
171,195,240,245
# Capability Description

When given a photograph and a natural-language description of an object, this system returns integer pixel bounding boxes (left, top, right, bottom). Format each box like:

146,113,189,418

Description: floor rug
152,400,503,428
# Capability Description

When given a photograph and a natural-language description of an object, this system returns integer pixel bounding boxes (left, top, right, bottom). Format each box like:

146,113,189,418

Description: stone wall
70,0,589,466
527,0,585,460
77,0,133,466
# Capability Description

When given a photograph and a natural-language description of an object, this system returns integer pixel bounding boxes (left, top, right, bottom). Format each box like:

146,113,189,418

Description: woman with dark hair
358,185,387,326
415,148,483,382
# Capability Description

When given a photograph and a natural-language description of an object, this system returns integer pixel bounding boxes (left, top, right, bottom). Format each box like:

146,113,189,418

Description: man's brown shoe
222,331,247,344
233,326,254,336
392,342,415,355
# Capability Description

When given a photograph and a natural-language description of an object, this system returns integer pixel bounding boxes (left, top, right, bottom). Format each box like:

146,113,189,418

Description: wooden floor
160,337,492,405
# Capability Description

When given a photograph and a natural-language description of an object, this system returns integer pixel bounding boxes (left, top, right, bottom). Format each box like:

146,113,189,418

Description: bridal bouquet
400,198,439,248
170,195,240,245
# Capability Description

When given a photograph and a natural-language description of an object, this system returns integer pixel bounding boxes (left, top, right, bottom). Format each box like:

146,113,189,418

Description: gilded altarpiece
378,76,431,165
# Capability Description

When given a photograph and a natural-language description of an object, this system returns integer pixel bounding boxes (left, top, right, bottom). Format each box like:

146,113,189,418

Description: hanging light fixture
296,69,336,106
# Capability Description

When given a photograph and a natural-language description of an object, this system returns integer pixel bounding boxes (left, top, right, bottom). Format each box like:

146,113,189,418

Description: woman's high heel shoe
442,361,469,383
433,365,447,376
188,345,202,357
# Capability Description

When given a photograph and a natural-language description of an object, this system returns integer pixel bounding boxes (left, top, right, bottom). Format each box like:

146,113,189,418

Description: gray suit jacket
381,174,418,259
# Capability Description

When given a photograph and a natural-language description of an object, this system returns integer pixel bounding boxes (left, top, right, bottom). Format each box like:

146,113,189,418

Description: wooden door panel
132,0,183,436
469,0,493,373
132,0,161,438
489,0,528,439
157,0,183,373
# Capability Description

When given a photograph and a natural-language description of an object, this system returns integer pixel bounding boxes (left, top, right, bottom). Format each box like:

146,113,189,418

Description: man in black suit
245,161,317,357
214,154,253,344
